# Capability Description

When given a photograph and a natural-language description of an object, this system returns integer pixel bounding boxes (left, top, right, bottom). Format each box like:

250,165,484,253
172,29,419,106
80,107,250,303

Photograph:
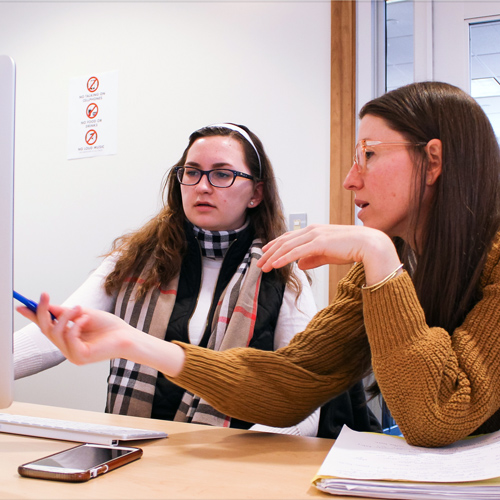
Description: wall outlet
289,213,307,231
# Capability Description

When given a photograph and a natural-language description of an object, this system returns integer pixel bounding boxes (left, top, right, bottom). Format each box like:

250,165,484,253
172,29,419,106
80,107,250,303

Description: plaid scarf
106,230,263,426
174,240,262,426
191,222,244,258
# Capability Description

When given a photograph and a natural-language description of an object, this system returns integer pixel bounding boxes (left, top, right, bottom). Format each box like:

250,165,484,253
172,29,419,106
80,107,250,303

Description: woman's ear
425,139,443,186
248,181,264,208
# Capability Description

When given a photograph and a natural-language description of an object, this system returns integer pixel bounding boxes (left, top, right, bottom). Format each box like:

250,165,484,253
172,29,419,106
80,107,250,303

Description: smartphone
18,443,143,482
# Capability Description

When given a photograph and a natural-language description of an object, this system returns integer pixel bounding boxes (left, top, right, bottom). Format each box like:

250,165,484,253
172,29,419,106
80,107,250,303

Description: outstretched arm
18,263,371,432
16,293,186,377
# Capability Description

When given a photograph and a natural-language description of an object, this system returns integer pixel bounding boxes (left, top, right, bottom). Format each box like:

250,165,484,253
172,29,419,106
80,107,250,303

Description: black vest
151,224,285,428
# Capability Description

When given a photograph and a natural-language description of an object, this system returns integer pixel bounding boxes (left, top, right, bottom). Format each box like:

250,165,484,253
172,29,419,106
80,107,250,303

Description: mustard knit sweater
171,233,500,447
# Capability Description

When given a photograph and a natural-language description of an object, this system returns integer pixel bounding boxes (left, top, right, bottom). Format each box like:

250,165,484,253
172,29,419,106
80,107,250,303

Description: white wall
2,1,332,411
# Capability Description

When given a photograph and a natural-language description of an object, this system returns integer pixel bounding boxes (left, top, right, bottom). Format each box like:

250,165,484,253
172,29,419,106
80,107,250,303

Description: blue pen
13,291,57,321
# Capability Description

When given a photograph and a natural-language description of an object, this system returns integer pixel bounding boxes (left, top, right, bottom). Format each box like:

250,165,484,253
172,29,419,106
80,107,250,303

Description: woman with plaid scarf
15,124,378,437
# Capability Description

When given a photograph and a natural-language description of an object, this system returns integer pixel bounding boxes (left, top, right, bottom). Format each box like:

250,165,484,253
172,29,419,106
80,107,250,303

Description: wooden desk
0,402,339,499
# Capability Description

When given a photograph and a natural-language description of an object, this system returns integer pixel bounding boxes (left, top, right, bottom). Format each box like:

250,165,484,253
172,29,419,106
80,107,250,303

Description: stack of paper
313,425,500,499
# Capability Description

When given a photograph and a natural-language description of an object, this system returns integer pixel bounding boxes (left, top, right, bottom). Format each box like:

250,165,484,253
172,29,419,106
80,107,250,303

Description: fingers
295,255,331,271
259,226,321,272
49,305,82,341
35,293,83,351
16,292,94,365
15,292,65,328
36,293,55,333
261,226,310,252
60,314,91,365
259,224,371,272
258,230,301,270
261,243,305,271
16,306,37,323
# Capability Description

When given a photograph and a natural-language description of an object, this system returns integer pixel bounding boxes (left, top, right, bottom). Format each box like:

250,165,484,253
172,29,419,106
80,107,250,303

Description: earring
250,201,254,206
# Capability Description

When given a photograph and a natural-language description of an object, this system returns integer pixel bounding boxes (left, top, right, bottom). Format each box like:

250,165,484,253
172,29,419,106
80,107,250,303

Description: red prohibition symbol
85,129,98,145
86,103,99,119
87,76,99,93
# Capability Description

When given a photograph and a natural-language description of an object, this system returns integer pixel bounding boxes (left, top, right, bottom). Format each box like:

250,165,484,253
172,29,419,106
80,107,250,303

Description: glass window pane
386,0,414,92
470,21,500,143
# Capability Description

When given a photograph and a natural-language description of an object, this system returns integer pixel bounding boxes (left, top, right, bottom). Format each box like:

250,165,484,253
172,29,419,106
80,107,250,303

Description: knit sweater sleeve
363,237,500,448
168,264,371,428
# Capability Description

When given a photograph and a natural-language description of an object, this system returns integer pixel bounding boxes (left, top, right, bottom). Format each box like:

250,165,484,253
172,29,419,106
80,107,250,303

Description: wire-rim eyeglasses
353,140,427,173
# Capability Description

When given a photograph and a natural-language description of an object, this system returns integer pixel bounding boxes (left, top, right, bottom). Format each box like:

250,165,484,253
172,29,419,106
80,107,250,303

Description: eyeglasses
175,166,254,188
353,140,427,173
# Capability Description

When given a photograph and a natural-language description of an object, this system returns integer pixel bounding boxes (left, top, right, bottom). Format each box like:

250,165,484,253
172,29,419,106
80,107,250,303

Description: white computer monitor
0,55,15,409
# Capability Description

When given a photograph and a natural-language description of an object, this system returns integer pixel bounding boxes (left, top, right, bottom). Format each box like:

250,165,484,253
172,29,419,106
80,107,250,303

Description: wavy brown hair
104,124,304,297
361,81,500,333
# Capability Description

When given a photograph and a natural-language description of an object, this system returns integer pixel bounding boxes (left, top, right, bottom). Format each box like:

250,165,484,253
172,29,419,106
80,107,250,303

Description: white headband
208,123,262,179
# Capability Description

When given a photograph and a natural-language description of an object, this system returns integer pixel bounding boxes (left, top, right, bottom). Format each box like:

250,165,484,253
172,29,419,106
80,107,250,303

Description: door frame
329,0,357,299
329,0,386,299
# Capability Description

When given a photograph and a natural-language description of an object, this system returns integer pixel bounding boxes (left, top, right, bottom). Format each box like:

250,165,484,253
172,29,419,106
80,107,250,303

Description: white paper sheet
317,426,500,483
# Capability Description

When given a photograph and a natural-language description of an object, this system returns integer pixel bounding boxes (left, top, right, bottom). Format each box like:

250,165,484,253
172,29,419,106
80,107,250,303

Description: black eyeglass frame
174,166,255,188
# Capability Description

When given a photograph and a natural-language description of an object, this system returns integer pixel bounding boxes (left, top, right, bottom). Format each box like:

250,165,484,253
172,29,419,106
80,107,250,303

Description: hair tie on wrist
362,263,404,292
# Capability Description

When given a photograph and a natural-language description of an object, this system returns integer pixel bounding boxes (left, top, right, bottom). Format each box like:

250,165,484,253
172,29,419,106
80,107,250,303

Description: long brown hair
361,81,500,333
104,124,303,296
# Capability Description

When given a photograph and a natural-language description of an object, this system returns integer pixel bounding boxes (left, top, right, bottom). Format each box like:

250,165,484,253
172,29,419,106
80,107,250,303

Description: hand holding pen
13,291,57,321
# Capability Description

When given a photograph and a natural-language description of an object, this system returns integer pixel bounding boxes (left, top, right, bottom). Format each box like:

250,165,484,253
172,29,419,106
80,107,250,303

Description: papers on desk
312,425,500,499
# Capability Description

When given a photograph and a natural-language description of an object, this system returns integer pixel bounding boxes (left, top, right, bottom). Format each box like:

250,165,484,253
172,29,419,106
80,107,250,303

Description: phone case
18,444,143,482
